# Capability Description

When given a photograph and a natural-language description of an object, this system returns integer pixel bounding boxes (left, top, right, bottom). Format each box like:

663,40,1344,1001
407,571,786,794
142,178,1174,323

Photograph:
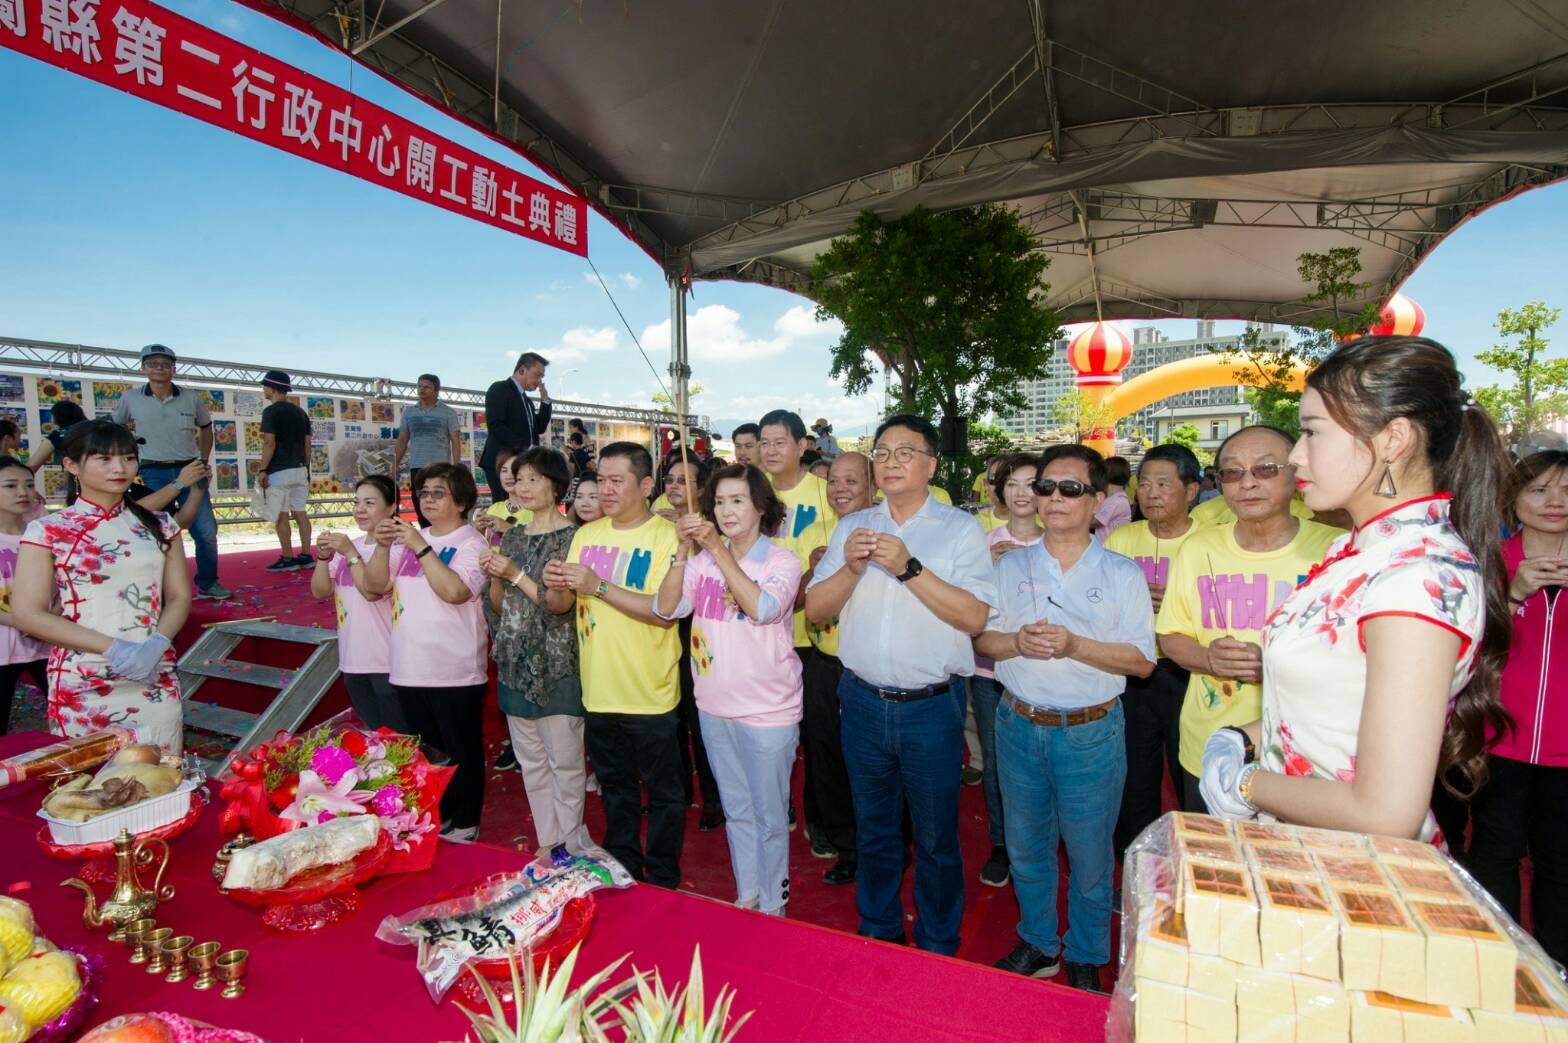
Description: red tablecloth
0,732,1110,1041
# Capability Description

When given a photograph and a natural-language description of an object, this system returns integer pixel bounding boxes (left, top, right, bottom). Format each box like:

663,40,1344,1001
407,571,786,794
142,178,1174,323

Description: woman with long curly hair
1200,336,1513,841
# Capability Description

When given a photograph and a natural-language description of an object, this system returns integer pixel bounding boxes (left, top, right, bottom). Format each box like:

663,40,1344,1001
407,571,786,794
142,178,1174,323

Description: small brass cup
215,948,248,999
188,941,221,990
142,928,173,974
122,918,156,958
162,934,195,983
127,920,161,964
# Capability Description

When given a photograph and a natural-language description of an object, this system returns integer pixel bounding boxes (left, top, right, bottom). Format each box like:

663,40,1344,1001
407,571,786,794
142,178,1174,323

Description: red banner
0,0,587,255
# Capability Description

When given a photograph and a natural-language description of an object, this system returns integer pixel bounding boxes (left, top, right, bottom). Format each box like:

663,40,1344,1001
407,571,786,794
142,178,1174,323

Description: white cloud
581,271,599,285
507,326,619,366
641,303,843,364
618,272,642,290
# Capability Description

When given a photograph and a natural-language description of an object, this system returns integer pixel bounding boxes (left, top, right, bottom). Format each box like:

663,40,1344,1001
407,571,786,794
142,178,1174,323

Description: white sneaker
441,824,478,844
585,773,599,793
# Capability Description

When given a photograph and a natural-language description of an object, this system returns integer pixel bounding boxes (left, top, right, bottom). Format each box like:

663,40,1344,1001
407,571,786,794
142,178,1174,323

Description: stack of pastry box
1125,812,1568,1042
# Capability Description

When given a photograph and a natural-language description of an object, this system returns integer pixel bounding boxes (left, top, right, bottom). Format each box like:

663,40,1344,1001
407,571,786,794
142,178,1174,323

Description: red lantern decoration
1369,293,1426,337
1066,322,1135,387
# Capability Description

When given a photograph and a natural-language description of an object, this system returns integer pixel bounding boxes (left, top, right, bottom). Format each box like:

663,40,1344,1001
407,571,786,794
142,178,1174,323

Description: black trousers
1181,768,1207,816
1466,754,1568,967
1429,766,1472,859
586,709,686,888
1115,659,1190,856
674,618,720,806
0,659,48,736
343,672,409,734
800,646,857,856
396,683,487,830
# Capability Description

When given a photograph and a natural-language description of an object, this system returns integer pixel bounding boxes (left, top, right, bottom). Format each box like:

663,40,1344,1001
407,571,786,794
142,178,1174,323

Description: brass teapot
62,829,175,939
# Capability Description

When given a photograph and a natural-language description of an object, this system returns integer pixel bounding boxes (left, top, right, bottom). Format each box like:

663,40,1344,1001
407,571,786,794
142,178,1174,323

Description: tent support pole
668,274,692,504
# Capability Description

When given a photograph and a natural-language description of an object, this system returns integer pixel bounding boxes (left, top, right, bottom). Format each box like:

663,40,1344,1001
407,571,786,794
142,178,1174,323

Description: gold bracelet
1237,763,1263,811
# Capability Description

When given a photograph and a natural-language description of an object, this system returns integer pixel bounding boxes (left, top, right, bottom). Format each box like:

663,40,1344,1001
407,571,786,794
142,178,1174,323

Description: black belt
848,671,953,703
139,458,195,469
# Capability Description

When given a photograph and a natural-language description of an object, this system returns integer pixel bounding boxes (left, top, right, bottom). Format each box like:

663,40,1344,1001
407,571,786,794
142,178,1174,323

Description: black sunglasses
1030,478,1092,498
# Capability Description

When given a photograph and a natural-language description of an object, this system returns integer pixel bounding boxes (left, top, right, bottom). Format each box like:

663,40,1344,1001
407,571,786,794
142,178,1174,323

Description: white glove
1199,728,1256,819
107,633,173,682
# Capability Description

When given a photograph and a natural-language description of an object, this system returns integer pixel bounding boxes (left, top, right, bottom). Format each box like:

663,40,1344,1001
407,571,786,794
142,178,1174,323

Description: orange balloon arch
1079,354,1309,457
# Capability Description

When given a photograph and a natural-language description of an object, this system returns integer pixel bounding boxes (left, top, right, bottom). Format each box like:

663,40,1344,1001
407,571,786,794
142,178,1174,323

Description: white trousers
699,712,798,916
505,713,587,851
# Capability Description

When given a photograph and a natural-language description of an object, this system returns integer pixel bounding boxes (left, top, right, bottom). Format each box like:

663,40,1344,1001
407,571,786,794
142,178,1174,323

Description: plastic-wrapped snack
1175,832,1244,867
1180,859,1259,966
0,730,135,789
1471,957,1568,1041
377,843,633,1001
1253,870,1342,981
1131,903,1237,1001
0,951,81,1030
1244,842,1316,877
1407,898,1516,1013
1235,821,1301,847
1350,991,1473,1043
1330,885,1426,1002
1236,966,1348,1043
1369,833,1447,867
1311,851,1390,890
1384,861,1469,904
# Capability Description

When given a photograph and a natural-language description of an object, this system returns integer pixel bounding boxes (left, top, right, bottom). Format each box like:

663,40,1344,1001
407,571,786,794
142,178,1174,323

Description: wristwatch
594,579,610,599
895,557,924,584
415,545,433,559
1237,762,1264,812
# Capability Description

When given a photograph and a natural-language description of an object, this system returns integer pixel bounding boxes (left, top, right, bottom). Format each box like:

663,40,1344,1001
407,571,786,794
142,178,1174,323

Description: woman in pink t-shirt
654,463,802,915
310,475,403,733
365,463,490,843
0,456,49,733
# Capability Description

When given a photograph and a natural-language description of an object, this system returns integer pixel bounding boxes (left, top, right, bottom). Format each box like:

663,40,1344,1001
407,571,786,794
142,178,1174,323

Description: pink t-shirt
1095,490,1132,536
978,524,1043,679
0,530,49,665
387,525,489,687
331,533,392,675
675,538,803,726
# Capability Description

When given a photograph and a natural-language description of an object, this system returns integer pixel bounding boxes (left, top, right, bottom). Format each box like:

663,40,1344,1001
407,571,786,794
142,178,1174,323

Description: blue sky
2,0,1564,443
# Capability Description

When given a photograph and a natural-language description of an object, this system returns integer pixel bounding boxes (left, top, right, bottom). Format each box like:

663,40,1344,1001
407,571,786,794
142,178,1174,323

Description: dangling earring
1376,462,1398,498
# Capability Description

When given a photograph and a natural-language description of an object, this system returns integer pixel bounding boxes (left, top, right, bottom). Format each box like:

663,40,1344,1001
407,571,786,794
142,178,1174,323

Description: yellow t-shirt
1156,519,1342,775
651,493,677,515
568,514,681,714
978,507,1009,532
1106,518,1203,660
930,485,953,506
1190,494,1314,528
485,499,534,527
770,471,837,647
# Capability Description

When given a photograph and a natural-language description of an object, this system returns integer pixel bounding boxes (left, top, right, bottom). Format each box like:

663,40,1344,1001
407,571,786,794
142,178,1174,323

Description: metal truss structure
0,336,703,430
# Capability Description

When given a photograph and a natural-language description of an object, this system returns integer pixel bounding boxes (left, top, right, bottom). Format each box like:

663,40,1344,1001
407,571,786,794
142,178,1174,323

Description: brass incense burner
62,828,175,938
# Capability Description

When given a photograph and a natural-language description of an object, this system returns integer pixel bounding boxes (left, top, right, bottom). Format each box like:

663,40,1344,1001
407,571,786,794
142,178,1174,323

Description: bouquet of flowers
217,714,453,875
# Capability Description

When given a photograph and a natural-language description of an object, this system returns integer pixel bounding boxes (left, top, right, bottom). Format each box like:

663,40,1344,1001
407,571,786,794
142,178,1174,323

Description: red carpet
188,546,1129,985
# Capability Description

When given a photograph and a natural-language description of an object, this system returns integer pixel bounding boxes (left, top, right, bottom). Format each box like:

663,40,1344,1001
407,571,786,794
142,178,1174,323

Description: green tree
651,382,706,415
812,206,1063,425
1210,247,1380,437
1475,303,1567,441
1051,389,1120,442
1163,422,1214,466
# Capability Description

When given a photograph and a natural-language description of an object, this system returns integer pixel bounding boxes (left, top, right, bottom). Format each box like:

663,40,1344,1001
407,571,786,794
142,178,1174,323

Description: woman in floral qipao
14,421,192,753
1199,338,1514,842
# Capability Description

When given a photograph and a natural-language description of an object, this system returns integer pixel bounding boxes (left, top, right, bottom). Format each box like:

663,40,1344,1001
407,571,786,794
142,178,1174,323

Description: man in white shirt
977,444,1156,991
806,413,995,954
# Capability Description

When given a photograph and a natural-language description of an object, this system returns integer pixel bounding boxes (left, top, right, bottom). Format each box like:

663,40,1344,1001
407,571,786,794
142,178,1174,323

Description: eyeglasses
1030,478,1092,498
417,489,450,501
870,446,934,464
665,474,689,485
1217,462,1291,484
143,360,173,370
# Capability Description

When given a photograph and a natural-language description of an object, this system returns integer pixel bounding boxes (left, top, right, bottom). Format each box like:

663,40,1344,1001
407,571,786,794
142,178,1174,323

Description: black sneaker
961,765,983,786
493,745,517,772
1064,961,1104,993
293,553,314,568
788,803,797,832
979,844,1010,887
264,555,298,572
806,824,837,860
698,804,725,831
824,856,857,885
993,940,1059,978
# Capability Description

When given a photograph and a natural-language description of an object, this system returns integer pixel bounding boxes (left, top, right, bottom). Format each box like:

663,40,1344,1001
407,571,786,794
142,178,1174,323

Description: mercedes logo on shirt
1086,588,1104,604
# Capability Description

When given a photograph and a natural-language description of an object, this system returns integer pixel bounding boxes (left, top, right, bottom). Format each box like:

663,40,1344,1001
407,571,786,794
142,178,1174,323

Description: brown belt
1004,690,1118,728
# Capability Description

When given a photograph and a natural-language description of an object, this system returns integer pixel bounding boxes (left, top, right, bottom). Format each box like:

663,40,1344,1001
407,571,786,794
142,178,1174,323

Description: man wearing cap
111,344,229,599
257,371,313,571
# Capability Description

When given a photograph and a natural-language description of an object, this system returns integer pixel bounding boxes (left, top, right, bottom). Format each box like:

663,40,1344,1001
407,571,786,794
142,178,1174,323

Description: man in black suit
480,351,551,496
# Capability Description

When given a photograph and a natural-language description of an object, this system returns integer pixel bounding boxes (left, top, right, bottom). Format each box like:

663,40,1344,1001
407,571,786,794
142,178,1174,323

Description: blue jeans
997,694,1126,966
968,677,1005,846
839,671,964,954
139,465,218,589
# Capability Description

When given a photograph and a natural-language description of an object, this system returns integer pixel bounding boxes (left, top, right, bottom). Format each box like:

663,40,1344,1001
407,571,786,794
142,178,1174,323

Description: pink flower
1336,757,1358,783
280,770,369,825
370,785,404,816
381,808,435,852
310,745,358,786
1283,752,1315,777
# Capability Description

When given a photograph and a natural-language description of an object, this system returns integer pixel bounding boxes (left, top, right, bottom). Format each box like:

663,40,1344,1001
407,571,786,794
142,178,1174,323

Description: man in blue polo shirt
111,344,229,600
976,444,1155,992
